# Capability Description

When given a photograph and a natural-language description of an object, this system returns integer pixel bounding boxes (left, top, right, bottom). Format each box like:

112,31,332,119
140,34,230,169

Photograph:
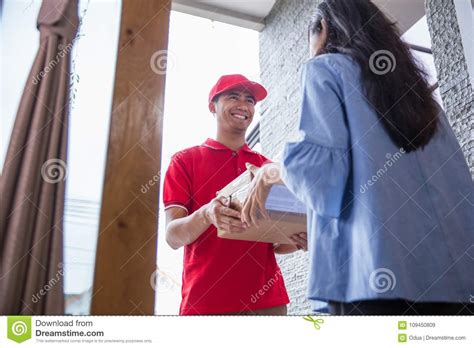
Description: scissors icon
303,315,325,330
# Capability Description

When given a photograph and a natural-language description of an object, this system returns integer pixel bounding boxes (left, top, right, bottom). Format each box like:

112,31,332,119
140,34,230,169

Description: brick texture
425,0,474,178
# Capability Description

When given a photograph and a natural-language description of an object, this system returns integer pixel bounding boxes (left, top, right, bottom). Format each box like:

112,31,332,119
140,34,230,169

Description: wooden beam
91,0,170,315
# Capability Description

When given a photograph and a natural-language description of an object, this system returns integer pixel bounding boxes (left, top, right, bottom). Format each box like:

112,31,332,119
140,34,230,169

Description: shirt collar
202,138,254,154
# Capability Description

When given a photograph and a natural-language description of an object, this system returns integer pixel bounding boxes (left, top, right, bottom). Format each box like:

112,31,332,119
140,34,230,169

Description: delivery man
163,74,307,315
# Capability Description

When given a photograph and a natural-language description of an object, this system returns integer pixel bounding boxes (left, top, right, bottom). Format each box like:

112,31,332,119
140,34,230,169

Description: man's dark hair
212,91,256,105
211,94,221,103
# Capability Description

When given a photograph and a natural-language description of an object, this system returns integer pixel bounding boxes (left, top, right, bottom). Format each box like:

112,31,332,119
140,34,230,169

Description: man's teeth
232,113,248,120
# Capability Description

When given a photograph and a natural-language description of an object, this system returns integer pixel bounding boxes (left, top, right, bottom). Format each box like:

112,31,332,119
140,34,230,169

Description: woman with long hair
242,0,474,315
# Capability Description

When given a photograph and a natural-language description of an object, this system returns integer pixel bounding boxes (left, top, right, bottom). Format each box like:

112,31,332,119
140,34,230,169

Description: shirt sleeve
163,153,193,214
261,155,273,165
281,58,350,218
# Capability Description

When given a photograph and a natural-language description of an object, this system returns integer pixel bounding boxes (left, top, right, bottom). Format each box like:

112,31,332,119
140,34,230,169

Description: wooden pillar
91,0,171,314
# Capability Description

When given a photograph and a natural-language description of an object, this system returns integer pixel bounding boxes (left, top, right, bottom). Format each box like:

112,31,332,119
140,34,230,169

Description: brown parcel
216,170,307,244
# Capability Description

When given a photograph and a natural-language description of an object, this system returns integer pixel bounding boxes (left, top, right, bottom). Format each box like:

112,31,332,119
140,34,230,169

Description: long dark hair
309,0,438,152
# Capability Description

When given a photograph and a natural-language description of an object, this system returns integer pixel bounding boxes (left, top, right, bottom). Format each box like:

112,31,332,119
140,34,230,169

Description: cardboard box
216,170,307,244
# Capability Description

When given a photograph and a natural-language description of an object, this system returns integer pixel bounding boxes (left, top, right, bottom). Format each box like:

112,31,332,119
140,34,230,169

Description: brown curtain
0,0,78,315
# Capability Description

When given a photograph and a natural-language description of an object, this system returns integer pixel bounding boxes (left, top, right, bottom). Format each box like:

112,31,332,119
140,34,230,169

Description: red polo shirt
163,138,289,315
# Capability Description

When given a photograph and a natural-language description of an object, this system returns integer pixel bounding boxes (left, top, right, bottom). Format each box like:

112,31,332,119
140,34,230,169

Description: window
402,15,443,107
1,0,122,315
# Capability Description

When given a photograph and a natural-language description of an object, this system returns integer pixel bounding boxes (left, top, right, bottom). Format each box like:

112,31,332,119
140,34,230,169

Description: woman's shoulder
306,53,359,77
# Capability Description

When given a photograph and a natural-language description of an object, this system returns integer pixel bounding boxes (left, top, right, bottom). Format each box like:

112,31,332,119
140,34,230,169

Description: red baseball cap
208,74,267,104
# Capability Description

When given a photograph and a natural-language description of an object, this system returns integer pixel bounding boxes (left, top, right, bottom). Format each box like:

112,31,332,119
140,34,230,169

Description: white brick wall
426,0,474,178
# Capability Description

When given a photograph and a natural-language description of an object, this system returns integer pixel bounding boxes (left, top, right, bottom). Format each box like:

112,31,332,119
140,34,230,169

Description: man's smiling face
210,88,256,134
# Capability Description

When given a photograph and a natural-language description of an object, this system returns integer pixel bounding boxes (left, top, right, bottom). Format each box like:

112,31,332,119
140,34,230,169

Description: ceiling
171,0,427,33
196,0,277,18
172,0,276,31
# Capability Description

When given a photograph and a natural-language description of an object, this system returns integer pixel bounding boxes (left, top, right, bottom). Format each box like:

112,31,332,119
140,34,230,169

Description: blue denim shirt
281,53,474,310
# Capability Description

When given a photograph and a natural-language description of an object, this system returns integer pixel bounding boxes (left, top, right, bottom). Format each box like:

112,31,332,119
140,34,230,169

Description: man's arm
274,244,298,254
165,197,247,250
165,206,209,250
273,232,308,254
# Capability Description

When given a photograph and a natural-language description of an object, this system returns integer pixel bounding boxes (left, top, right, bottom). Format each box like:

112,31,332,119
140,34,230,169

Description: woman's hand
241,162,283,227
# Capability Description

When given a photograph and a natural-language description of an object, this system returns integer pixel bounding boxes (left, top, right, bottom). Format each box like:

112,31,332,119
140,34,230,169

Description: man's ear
208,101,216,114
